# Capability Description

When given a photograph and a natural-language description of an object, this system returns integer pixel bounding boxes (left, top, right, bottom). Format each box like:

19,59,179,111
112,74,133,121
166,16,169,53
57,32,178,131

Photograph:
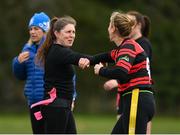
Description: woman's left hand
94,62,104,75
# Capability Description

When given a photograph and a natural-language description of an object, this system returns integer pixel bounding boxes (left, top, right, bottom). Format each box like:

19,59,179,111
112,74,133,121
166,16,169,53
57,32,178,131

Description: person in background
79,11,155,134
71,74,77,111
35,16,90,134
103,10,153,134
12,12,50,134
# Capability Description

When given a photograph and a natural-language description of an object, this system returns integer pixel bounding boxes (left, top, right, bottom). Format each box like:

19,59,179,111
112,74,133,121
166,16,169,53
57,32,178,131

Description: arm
58,47,92,65
95,65,128,82
71,74,77,111
12,44,30,80
72,74,77,101
90,52,114,65
79,52,114,69
12,57,27,80
94,44,136,81
71,89,77,111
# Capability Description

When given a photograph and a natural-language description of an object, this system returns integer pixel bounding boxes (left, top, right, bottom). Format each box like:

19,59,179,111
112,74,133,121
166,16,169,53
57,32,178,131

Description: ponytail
36,17,58,66
142,15,151,38
127,11,151,38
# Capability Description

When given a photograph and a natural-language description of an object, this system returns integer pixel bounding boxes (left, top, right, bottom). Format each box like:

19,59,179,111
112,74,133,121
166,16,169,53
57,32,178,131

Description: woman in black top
128,11,152,62
35,16,89,134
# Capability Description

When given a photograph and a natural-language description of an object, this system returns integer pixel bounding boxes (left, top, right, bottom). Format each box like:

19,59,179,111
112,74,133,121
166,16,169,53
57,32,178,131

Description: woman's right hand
78,58,90,69
18,51,30,63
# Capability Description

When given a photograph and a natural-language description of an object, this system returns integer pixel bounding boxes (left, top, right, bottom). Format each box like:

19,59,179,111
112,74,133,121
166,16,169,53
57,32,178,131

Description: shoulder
50,44,73,56
22,43,33,51
122,39,138,51
123,39,144,54
136,37,152,47
52,44,72,52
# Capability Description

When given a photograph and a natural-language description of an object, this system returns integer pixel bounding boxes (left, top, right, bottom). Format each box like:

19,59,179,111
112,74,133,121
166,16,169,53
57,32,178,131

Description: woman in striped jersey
79,11,155,134
103,10,154,134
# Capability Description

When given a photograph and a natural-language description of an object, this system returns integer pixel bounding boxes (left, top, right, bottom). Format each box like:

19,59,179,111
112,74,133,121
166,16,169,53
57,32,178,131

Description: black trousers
42,105,77,134
112,91,156,134
29,105,45,134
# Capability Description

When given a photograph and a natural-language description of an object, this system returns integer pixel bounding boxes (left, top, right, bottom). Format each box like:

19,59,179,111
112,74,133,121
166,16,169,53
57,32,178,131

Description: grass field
0,113,180,134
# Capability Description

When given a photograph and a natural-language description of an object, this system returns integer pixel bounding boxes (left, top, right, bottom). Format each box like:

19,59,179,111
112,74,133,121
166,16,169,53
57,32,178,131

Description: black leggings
42,105,77,134
112,92,156,134
29,105,45,134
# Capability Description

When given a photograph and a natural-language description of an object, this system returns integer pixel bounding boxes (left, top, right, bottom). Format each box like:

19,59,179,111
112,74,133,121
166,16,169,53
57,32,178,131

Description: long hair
127,11,151,38
36,17,58,66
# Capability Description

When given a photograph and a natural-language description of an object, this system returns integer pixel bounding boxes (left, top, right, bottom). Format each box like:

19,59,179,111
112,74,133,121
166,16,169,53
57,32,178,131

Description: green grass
0,113,32,134
76,114,114,133
0,113,180,134
152,116,180,134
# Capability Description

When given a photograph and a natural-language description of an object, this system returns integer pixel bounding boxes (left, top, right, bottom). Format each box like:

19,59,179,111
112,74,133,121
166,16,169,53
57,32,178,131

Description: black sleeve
58,48,92,65
99,66,128,82
90,52,114,65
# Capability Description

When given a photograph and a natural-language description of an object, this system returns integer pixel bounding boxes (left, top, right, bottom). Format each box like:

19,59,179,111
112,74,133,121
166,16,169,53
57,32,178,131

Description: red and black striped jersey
110,39,152,92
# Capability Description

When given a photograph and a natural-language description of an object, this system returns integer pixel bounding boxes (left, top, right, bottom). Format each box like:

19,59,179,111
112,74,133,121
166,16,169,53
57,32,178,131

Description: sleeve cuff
99,67,106,76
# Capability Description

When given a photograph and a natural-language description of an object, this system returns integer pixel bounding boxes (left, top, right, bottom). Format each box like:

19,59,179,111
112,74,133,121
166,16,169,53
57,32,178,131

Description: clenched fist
94,62,104,75
18,51,30,63
78,58,90,69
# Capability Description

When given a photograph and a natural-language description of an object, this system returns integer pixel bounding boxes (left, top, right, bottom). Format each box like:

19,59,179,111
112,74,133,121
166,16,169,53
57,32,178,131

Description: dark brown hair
127,11,151,37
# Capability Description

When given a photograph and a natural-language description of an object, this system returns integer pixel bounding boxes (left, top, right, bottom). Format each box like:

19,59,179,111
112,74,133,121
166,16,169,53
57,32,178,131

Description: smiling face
55,24,75,47
29,26,44,43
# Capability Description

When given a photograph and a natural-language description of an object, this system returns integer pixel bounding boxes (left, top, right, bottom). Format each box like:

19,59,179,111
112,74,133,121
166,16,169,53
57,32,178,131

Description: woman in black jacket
35,16,89,134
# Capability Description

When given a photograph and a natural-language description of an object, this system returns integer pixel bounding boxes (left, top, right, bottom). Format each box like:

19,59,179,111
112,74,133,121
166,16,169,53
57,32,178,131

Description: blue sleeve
12,43,29,80
12,56,27,80
72,74,77,101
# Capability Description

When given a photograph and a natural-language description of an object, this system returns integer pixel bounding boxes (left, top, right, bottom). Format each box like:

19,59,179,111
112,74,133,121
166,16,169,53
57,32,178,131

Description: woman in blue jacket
12,12,50,134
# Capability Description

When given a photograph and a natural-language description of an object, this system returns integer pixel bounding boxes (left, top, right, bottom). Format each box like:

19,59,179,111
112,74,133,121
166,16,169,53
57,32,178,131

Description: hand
71,101,75,111
79,58,90,69
94,62,104,75
103,79,118,91
18,51,30,63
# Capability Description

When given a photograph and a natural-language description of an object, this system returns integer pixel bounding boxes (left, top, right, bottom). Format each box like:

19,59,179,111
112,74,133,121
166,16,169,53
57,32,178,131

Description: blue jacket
12,38,45,106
